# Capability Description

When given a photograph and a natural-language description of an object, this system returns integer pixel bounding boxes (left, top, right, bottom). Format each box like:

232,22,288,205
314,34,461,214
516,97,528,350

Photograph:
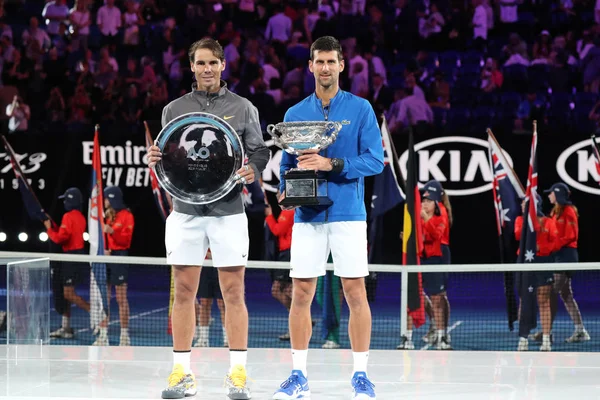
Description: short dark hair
188,38,225,63
310,36,343,61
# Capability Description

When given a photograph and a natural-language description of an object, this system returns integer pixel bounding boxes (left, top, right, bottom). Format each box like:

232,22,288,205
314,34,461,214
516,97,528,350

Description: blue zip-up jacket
279,90,384,223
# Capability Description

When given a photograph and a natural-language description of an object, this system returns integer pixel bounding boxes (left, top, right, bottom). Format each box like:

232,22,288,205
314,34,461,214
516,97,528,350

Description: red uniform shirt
47,209,86,252
439,203,450,246
106,209,134,250
422,214,445,258
514,216,558,256
551,205,578,250
265,209,294,252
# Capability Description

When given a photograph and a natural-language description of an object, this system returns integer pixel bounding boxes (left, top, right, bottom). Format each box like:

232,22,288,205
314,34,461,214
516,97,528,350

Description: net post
400,264,408,339
6,258,50,346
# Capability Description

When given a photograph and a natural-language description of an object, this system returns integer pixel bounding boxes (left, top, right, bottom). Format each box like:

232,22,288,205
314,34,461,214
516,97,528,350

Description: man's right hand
147,145,162,168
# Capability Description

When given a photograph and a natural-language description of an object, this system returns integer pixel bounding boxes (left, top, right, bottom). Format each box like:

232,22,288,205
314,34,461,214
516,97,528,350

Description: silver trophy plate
154,112,244,205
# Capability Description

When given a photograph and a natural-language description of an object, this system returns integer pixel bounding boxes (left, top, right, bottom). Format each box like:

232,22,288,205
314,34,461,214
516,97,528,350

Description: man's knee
292,280,316,308
342,280,368,310
220,280,244,305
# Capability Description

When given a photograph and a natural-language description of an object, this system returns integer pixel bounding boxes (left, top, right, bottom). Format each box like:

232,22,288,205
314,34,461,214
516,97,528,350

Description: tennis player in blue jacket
273,36,384,400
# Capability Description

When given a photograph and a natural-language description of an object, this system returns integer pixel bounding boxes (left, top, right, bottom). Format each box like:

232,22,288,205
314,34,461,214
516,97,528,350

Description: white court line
49,306,169,340
420,320,463,350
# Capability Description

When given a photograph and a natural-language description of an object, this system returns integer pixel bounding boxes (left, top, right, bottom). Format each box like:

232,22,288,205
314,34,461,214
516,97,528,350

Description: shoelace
353,376,375,392
229,367,246,388
168,371,186,387
280,374,301,389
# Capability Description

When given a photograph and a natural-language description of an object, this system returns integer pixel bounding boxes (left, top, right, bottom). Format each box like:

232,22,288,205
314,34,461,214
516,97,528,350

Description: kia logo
398,136,516,196
556,137,600,195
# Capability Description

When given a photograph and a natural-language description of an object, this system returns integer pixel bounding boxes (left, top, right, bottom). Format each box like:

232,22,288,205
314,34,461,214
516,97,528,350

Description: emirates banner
0,124,598,264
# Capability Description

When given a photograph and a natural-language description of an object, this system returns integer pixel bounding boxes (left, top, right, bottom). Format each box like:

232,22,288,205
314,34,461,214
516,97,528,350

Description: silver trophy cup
154,112,244,205
267,121,342,206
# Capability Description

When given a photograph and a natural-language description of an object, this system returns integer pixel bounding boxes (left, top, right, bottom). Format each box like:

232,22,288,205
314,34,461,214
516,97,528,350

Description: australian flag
516,126,540,338
368,117,405,264
1,135,49,222
144,121,171,221
488,131,526,330
591,135,600,185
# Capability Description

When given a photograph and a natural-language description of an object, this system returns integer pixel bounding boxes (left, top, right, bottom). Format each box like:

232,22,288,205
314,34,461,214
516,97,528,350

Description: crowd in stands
1,0,600,136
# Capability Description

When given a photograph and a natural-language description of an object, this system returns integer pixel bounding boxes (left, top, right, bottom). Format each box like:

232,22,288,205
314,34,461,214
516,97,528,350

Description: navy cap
543,182,572,205
104,186,125,210
421,180,443,202
58,187,82,211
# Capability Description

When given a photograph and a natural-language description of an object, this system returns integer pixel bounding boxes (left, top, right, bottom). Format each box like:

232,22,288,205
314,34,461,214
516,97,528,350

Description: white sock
291,349,308,377
99,327,108,338
199,326,209,343
437,329,445,342
173,351,192,374
542,334,551,344
575,324,584,332
62,316,70,329
352,351,369,374
121,328,129,336
230,350,247,372
406,331,413,341
222,326,228,342
519,337,528,343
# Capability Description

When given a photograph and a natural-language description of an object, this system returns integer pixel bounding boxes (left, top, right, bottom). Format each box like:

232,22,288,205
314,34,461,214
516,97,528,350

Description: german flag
402,131,425,328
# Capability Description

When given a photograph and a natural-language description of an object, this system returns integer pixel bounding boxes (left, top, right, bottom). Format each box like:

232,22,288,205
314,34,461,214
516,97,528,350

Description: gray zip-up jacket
161,81,269,217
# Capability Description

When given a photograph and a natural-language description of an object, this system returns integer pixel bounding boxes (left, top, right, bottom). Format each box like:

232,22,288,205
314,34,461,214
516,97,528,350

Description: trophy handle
267,124,279,138
322,121,342,146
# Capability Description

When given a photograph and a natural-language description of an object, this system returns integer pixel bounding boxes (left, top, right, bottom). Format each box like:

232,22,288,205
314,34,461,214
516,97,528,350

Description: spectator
389,86,434,134
370,73,394,115
265,5,292,43
69,0,91,53
42,0,69,38
472,0,488,50
45,86,66,123
262,54,280,90
364,47,387,85
6,94,30,133
22,17,51,57
481,58,504,92
350,62,369,98
3,49,32,95
428,69,451,108
123,0,142,48
97,0,122,50
514,90,546,132
267,77,284,105
533,31,552,60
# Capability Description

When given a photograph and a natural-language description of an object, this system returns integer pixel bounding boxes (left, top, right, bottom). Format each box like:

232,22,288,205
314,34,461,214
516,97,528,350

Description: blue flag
1,135,49,222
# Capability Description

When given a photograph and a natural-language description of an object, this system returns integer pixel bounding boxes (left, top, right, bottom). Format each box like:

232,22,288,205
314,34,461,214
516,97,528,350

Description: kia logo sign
556,137,600,195
398,136,515,196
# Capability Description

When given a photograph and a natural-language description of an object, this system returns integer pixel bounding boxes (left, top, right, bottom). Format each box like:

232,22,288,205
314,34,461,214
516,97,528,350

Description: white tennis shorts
290,221,368,278
165,211,249,267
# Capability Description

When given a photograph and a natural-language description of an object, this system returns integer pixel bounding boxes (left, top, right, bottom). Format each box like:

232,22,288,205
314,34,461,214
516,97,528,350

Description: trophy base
282,169,332,207
279,196,333,207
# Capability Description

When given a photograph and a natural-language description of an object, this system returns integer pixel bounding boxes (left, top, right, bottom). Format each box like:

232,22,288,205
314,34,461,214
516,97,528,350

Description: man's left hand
235,164,255,184
297,150,332,171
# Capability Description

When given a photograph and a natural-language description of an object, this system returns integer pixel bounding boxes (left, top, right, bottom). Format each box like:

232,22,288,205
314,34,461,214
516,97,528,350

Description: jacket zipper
322,101,329,223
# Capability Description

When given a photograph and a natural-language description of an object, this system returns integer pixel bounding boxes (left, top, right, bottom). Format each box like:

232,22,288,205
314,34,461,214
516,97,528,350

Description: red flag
591,135,600,184
402,131,425,328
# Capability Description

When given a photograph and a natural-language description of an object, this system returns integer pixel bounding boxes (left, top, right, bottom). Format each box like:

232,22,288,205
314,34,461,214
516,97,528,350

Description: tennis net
0,251,598,352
